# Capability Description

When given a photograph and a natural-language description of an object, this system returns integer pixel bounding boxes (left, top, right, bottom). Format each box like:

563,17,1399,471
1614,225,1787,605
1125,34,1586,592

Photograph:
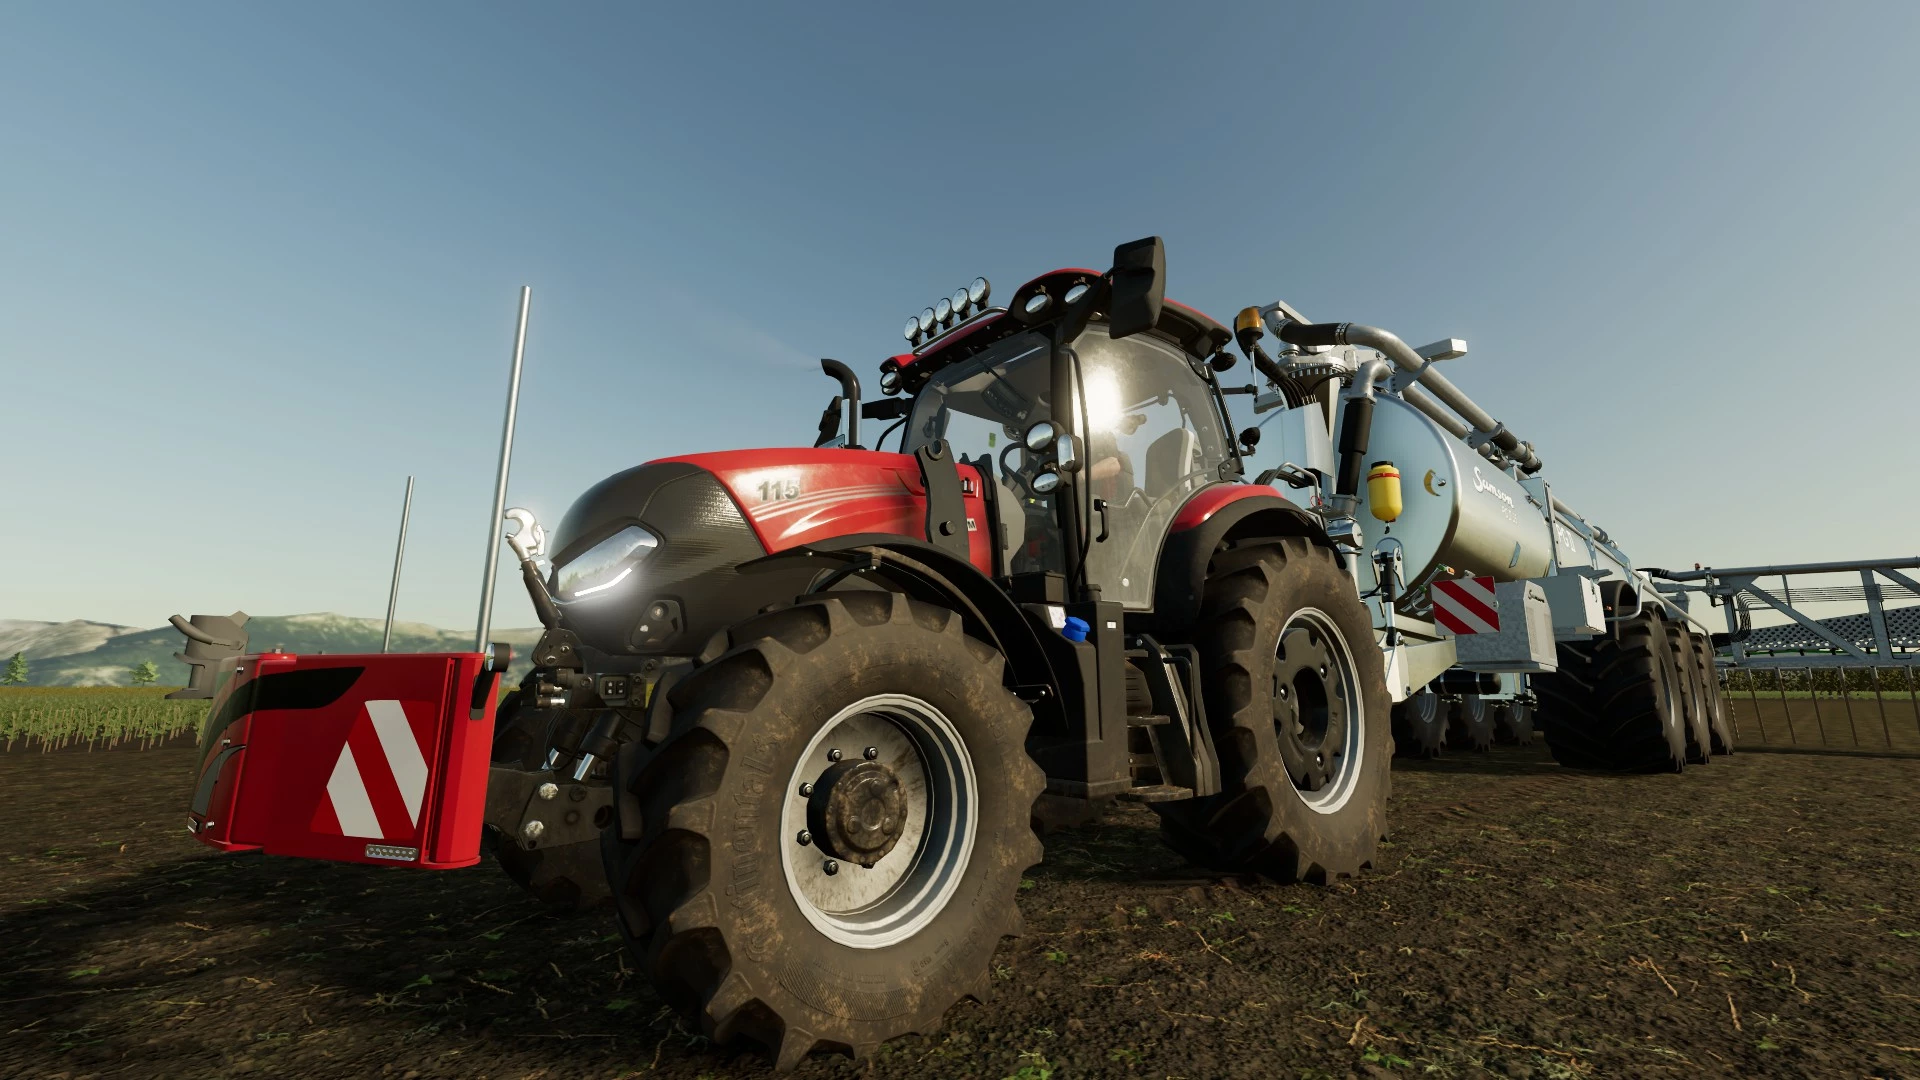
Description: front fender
739,534,1060,702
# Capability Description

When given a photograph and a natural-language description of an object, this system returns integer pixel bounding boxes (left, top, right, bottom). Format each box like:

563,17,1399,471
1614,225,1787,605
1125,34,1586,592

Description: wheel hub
1272,618,1354,796
808,759,908,868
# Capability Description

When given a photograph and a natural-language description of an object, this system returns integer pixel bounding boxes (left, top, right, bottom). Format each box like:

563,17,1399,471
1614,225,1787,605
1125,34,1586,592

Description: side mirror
1108,236,1165,339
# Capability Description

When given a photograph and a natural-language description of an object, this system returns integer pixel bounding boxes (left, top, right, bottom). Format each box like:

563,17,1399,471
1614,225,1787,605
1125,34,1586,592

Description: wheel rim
780,694,978,949
1271,608,1366,814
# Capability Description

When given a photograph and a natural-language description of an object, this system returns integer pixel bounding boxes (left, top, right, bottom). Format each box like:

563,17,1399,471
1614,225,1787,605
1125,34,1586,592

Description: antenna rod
381,475,415,653
476,286,531,653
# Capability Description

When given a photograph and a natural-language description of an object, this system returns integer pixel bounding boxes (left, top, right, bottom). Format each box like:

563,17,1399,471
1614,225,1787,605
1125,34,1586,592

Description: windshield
905,333,1061,575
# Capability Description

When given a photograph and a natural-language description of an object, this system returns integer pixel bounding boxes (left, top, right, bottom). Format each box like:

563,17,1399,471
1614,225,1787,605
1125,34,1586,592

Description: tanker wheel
1670,627,1713,764
1391,688,1445,759
1536,609,1687,773
1153,537,1392,882
600,592,1044,1069
1447,694,1495,752
1494,700,1536,745
1697,637,1736,755
485,689,614,911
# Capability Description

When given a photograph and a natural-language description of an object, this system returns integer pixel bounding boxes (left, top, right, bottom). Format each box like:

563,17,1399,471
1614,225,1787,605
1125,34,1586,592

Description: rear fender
186,652,504,869
1148,485,1329,630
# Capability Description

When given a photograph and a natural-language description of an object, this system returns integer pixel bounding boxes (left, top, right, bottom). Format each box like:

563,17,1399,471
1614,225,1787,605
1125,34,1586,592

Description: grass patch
0,687,203,750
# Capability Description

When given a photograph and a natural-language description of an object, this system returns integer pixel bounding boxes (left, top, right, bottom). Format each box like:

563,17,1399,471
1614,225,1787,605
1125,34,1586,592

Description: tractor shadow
0,847,746,1077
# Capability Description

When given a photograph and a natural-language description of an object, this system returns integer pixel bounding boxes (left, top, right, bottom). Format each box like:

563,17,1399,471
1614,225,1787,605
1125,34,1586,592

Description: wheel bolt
827,748,843,762
799,782,814,797
1319,664,1328,676
1278,686,1289,699
797,830,812,846
863,746,879,760
823,860,840,875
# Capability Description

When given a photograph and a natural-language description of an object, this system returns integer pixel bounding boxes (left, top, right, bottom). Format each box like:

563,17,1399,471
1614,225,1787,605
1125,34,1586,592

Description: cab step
1117,784,1193,803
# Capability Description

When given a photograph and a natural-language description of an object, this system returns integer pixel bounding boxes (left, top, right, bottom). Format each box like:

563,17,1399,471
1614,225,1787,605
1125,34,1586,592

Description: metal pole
381,475,415,654
1871,666,1891,750
476,286,532,654
1777,669,1796,746
1839,665,1858,747
1907,666,1920,752
1807,665,1826,745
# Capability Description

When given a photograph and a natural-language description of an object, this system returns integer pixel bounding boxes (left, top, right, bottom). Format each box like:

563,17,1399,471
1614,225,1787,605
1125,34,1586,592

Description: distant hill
0,619,145,661
1,614,543,687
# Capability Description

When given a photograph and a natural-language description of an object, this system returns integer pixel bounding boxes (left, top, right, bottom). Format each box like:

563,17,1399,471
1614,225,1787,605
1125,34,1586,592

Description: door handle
1093,498,1110,543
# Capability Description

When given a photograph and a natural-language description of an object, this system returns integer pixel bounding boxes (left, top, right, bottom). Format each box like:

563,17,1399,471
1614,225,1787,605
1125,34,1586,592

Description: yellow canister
1367,460,1403,523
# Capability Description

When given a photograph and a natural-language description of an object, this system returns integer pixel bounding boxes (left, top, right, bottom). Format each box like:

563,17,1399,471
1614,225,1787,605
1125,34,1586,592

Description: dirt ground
3,743,1918,1080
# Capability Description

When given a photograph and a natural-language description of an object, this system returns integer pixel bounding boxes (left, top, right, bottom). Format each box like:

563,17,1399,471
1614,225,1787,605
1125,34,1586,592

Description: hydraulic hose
1334,356,1393,497
1273,321,1543,473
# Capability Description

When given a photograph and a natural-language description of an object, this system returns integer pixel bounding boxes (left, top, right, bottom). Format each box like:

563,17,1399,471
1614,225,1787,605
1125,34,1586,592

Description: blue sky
4,3,1916,631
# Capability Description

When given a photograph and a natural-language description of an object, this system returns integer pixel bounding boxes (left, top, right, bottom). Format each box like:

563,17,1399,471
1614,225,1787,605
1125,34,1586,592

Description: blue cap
1061,616,1090,643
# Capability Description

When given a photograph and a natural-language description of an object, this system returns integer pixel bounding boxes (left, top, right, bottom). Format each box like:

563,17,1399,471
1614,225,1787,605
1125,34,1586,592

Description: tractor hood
546,449,990,656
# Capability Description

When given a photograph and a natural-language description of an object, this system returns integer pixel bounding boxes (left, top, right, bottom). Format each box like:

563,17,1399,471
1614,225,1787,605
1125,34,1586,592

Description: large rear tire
1670,627,1713,764
1691,632,1736,754
486,689,614,910
1153,538,1392,882
1537,609,1687,773
600,592,1043,1068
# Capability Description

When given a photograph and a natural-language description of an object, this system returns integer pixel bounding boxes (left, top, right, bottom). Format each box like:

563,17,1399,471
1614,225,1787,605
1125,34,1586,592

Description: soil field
3,745,1918,1080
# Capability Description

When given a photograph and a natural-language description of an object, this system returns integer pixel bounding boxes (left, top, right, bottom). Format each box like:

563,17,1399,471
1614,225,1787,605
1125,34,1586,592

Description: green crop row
0,687,206,751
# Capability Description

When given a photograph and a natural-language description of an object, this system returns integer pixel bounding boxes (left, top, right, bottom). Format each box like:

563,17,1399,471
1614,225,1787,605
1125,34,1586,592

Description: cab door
1070,327,1235,609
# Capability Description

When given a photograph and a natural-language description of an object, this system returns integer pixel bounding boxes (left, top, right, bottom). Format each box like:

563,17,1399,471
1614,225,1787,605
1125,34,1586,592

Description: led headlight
554,525,659,601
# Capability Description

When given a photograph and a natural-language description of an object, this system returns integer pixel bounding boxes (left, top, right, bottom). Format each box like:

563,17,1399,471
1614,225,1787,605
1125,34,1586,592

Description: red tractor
177,238,1392,1067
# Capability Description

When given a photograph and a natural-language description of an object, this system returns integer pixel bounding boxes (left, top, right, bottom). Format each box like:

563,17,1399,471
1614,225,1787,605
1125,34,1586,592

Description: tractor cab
898,322,1236,609
863,250,1255,620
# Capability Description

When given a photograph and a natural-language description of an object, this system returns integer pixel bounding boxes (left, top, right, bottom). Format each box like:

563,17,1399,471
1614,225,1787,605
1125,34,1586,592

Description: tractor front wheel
601,592,1043,1068
1154,537,1392,882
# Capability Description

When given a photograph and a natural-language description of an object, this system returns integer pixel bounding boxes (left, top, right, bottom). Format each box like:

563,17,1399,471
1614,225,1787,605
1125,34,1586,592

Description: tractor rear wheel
1493,700,1536,745
486,689,613,910
1536,609,1688,773
1391,688,1445,759
1447,694,1495,752
1153,538,1392,882
600,592,1043,1069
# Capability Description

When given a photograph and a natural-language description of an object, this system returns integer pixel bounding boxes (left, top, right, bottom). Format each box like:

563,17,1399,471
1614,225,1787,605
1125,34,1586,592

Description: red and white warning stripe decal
1433,576,1500,635
316,700,430,840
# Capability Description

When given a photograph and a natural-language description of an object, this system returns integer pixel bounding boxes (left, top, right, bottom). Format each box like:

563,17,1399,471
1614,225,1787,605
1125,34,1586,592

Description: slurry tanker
171,237,1730,1067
